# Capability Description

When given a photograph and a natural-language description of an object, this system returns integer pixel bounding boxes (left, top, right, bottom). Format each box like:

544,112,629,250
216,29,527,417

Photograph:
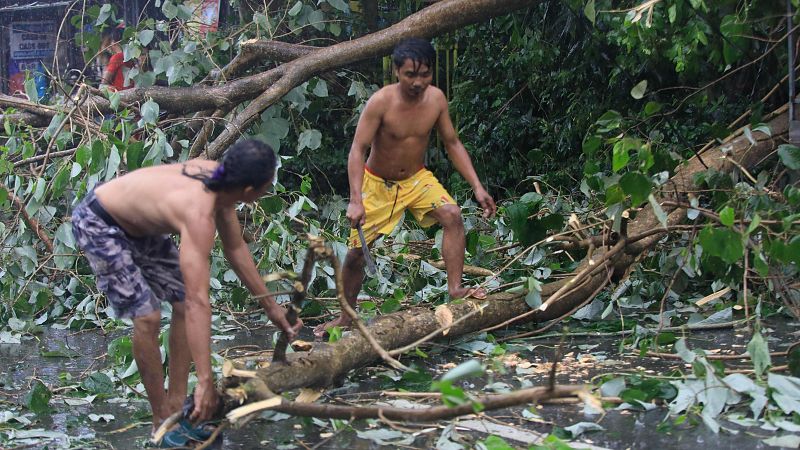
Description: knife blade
356,224,377,275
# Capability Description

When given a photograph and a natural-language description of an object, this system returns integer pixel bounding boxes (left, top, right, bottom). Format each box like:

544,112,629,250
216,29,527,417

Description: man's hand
474,188,497,219
190,379,218,423
266,303,303,339
347,201,366,227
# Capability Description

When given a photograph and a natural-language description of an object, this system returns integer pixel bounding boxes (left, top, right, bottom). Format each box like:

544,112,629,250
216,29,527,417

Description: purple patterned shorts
71,189,185,319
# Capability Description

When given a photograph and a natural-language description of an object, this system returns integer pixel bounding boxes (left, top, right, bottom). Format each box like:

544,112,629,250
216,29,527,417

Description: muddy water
1,317,795,449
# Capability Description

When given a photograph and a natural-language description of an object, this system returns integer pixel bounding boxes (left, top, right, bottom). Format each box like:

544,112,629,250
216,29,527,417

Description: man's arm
347,94,385,226
178,216,217,422
435,92,497,218
215,207,300,337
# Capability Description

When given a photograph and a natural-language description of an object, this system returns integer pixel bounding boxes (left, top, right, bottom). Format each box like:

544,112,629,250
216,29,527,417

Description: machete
356,224,377,275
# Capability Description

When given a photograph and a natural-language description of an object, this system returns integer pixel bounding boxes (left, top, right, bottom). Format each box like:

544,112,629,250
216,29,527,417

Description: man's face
395,59,432,99
242,179,273,203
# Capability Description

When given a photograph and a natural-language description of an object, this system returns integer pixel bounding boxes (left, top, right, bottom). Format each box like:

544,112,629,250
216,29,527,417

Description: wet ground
1,315,797,449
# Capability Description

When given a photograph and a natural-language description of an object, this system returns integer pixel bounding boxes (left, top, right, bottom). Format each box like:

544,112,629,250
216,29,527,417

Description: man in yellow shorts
314,38,496,337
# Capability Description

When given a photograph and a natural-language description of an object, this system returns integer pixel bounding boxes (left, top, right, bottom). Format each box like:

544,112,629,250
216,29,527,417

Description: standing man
314,38,496,337
71,140,301,445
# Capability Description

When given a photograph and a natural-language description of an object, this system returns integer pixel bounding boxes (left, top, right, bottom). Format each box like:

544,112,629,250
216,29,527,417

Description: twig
645,350,787,361
232,385,584,422
194,421,228,450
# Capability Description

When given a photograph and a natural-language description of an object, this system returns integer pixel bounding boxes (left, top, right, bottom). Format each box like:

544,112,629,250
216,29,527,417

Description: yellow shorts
348,167,456,248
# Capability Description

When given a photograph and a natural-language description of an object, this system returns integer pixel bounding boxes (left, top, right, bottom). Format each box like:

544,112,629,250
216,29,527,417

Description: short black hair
183,139,277,192
392,38,435,71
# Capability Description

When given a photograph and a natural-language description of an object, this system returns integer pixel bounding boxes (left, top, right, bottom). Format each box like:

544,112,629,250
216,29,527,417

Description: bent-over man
72,139,300,445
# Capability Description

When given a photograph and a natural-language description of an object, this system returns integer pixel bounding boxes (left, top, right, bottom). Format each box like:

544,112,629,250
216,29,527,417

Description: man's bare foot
449,286,488,300
313,317,350,340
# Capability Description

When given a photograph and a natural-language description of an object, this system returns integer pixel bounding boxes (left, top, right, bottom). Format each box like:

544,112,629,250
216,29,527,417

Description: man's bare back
94,160,218,237
364,84,447,181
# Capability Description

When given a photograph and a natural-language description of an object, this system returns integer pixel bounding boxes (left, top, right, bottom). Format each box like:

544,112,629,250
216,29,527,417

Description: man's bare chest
380,108,439,140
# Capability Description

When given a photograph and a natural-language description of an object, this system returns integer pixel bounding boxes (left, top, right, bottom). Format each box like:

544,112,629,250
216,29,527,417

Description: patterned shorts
71,189,185,319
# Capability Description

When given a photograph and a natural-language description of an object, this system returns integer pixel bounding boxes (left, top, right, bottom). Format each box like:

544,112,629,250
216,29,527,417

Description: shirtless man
314,38,496,337
71,140,300,445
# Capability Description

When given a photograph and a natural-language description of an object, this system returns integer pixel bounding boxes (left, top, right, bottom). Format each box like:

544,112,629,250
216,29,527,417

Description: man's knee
436,205,463,229
133,311,161,338
344,248,366,270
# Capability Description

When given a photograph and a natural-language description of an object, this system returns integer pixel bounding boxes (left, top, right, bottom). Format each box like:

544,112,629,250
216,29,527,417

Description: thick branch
204,0,538,158
229,110,787,395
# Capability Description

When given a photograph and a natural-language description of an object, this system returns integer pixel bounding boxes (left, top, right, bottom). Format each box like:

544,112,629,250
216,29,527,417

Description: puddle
1,316,795,449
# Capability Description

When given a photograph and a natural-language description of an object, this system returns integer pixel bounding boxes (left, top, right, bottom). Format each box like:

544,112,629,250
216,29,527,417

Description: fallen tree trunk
224,110,787,396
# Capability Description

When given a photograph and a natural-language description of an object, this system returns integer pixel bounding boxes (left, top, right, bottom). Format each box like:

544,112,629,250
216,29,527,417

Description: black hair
391,38,435,71
101,26,124,43
183,139,277,192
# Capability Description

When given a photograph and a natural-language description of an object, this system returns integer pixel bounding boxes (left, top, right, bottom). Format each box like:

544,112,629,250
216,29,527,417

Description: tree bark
224,110,787,396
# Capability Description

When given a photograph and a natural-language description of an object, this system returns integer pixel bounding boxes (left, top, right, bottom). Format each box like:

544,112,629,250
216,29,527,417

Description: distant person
100,25,135,91
71,140,300,445
314,37,497,338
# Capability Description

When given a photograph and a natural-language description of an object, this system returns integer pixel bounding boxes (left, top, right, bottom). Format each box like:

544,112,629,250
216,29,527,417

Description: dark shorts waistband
88,197,123,230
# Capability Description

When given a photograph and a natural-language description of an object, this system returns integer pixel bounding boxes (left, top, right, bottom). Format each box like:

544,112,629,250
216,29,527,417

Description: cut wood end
435,305,454,335
226,396,283,423
222,360,258,379
291,340,313,352
295,388,323,403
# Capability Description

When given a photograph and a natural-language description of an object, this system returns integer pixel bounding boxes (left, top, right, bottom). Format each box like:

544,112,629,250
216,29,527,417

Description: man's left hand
475,188,497,218
266,303,303,339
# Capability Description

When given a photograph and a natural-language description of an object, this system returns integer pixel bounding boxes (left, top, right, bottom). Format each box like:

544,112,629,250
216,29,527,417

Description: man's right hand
190,379,218,423
347,202,366,227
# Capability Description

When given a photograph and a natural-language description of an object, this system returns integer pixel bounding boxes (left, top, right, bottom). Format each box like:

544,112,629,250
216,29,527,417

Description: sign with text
8,21,56,96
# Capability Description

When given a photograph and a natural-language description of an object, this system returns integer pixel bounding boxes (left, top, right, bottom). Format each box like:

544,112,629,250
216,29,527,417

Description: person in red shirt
100,26,135,91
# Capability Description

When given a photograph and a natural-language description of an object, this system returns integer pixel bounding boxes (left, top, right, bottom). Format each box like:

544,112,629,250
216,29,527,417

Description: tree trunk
225,110,787,396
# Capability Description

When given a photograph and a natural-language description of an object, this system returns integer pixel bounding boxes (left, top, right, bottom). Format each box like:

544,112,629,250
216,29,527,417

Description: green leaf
605,184,624,206
297,129,322,151
139,99,160,126
719,206,735,227
630,80,647,99
308,9,325,31
441,359,484,381
699,227,744,264
619,172,652,206
582,135,601,156
778,144,800,170
524,277,542,309
312,79,328,97
668,4,677,23
24,380,51,413
481,435,515,450
648,194,668,229
105,146,121,181
24,77,39,103
0,185,7,206
96,3,112,25
612,140,632,172
380,297,401,314
433,380,469,407
583,0,596,25
326,0,350,12
788,345,800,377
644,101,662,116
138,29,154,46
747,331,771,379
81,372,115,395
288,0,302,16
162,0,178,19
